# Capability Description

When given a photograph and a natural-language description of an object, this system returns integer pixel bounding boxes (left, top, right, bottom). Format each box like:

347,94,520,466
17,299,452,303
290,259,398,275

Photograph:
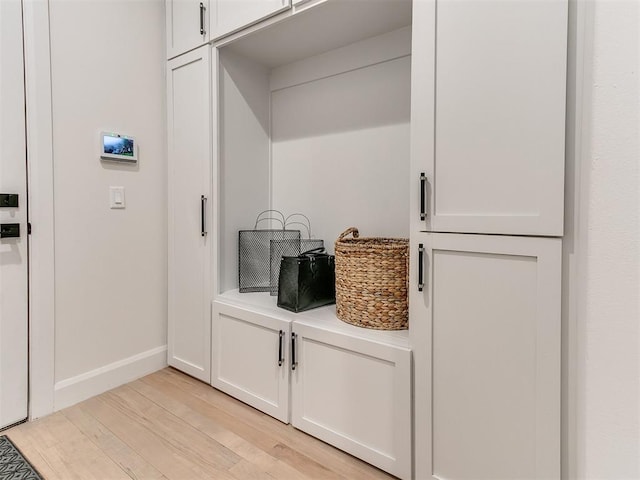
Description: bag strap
286,222,310,239
285,213,312,237
338,227,359,240
254,210,285,229
301,247,326,256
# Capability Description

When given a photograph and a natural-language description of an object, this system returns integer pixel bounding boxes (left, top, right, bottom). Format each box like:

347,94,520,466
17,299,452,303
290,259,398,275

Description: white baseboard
54,345,168,411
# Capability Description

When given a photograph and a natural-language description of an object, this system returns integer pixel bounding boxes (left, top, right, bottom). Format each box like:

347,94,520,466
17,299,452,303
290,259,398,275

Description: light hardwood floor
3,368,395,480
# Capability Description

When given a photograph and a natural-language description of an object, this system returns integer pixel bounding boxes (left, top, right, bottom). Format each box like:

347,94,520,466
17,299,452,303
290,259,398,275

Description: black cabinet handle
418,243,425,292
420,173,427,220
291,332,297,371
199,2,205,35
201,195,207,237
278,330,284,366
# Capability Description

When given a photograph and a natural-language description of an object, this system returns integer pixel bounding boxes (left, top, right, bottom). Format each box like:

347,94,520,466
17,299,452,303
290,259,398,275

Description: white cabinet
411,233,562,479
411,0,567,236
211,301,290,422
172,0,567,478
211,0,291,40
166,0,209,59
291,321,412,480
167,46,212,383
210,293,413,479
410,1,567,475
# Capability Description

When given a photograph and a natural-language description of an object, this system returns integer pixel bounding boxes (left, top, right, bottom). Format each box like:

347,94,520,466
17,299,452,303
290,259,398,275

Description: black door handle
201,195,207,237
291,332,297,371
420,173,427,220
0,223,20,238
418,243,425,292
199,2,206,35
0,194,18,208
278,330,284,366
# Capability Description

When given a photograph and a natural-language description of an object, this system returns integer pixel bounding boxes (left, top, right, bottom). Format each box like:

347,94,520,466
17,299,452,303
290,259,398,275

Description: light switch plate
109,186,125,209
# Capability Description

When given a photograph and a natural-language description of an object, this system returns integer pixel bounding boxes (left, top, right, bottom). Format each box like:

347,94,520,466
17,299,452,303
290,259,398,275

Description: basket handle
285,213,312,237
285,221,310,239
254,210,285,229
338,227,359,240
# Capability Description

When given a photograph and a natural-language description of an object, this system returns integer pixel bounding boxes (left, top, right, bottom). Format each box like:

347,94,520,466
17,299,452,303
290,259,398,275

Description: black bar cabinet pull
278,330,284,366
199,2,205,35
291,333,297,371
418,243,425,292
201,195,207,237
420,173,427,220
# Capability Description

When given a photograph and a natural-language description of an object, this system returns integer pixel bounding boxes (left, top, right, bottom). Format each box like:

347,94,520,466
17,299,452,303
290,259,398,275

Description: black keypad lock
0,223,20,238
0,194,19,208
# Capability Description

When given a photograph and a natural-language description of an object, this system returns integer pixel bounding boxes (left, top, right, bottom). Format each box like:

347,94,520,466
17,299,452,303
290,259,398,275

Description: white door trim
22,0,56,420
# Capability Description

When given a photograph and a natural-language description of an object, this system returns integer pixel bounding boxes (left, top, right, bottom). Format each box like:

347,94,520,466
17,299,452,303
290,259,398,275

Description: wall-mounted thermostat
100,131,137,163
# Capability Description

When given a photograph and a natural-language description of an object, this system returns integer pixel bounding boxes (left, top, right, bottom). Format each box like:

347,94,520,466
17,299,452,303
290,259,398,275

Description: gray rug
0,436,42,480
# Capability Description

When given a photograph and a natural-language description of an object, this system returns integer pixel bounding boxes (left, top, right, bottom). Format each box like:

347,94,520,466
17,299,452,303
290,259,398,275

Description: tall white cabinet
165,0,568,478
411,1,567,479
167,45,212,383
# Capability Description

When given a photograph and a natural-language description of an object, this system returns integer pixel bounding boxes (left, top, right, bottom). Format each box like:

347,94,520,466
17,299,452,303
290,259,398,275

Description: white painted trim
54,346,168,411
564,0,593,478
22,0,56,420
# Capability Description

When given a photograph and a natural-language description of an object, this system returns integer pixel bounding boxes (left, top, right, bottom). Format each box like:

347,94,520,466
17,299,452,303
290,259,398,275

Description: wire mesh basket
239,211,301,293
269,214,324,296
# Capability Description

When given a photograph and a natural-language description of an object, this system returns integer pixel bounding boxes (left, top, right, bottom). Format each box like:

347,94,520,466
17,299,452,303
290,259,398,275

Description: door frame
22,0,55,419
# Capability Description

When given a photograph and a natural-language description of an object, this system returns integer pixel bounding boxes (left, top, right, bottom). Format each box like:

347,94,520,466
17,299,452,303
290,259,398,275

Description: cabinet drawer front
212,303,290,422
291,325,411,480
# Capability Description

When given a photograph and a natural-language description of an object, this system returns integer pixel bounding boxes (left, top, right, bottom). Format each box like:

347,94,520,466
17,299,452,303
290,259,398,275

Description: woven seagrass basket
334,227,409,330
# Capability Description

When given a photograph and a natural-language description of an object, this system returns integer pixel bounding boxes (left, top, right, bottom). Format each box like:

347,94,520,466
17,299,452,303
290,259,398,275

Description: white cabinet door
411,0,567,236
166,0,209,59
167,46,212,383
211,0,290,40
411,233,561,480
291,323,412,480
212,302,291,423
0,0,28,430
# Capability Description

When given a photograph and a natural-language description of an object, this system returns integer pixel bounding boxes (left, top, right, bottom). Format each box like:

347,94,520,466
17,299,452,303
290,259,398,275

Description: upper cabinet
210,0,291,40
166,0,292,58
411,0,568,237
166,0,210,59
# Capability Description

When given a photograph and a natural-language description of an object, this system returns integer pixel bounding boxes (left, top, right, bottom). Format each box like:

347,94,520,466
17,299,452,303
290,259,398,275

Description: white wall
574,0,640,477
49,0,167,408
271,55,411,250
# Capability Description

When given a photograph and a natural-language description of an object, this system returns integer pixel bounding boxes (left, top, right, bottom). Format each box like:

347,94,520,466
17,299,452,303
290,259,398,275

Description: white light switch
109,186,125,209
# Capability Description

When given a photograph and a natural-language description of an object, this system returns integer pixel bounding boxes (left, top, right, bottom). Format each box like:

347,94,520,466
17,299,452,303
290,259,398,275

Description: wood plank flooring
4,368,395,479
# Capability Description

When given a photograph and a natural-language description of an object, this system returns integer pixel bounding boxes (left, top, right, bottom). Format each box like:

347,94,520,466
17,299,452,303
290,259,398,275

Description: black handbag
277,248,336,313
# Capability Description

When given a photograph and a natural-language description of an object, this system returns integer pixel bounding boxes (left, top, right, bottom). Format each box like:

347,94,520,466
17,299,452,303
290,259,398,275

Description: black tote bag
277,248,336,313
